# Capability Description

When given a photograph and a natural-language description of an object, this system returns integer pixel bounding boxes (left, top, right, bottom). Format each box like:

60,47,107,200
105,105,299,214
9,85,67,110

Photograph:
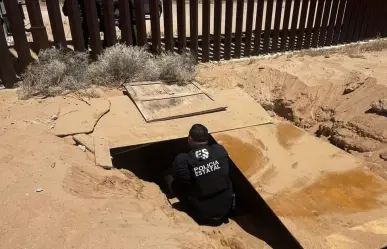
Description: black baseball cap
189,124,209,142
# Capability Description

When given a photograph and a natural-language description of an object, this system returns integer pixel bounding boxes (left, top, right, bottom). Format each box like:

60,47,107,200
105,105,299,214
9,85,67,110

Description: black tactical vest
187,144,230,198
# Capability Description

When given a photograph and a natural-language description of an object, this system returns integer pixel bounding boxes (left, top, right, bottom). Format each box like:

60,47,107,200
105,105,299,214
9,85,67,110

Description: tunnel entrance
110,136,302,249
111,137,191,194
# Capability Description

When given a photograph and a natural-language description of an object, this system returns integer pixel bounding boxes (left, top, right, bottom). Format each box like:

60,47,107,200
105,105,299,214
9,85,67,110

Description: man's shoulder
174,152,188,161
210,144,228,156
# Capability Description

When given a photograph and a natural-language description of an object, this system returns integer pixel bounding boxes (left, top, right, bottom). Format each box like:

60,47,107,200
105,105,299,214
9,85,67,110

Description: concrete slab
94,136,113,169
73,134,95,153
123,82,226,122
93,88,272,148
212,122,387,249
53,98,111,137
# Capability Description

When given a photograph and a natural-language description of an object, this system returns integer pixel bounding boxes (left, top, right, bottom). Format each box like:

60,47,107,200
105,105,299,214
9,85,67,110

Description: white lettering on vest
194,160,221,177
195,149,210,159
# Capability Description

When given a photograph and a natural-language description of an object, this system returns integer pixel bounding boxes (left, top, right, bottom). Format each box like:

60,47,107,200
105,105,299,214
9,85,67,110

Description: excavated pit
110,136,302,249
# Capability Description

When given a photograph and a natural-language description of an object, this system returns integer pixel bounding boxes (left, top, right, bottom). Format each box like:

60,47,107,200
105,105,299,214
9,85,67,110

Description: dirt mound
0,89,274,249
63,166,149,199
2,46,387,249
371,99,387,114
199,54,387,180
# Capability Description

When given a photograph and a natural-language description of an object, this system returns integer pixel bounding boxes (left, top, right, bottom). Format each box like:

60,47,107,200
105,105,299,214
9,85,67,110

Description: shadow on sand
111,136,302,249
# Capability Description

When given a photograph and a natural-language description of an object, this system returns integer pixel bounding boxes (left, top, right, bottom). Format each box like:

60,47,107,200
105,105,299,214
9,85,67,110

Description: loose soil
198,48,387,181
0,89,269,249
1,45,387,248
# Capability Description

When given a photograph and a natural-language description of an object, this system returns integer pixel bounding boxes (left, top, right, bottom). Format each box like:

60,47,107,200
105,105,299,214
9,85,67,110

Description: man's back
172,143,233,219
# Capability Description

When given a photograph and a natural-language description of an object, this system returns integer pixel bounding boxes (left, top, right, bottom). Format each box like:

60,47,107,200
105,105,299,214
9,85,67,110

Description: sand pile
199,49,387,180
0,89,271,249
2,39,387,248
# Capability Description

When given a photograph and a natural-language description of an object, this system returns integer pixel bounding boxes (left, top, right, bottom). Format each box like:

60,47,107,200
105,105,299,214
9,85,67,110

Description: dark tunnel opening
110,135,303,249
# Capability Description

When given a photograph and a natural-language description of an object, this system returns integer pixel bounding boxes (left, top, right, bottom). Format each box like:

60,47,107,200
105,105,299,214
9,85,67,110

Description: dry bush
87,44,196,86
18,48,89,99
87,44,160,86
157,52,196,83
18,44,197,99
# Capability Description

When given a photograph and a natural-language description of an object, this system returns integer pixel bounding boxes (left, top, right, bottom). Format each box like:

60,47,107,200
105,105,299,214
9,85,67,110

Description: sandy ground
198,45,387,180
2,36,387,248
0,89,271,249
1,1,386,248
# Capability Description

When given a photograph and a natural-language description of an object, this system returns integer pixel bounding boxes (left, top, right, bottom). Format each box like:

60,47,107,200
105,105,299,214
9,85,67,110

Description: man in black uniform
168,124,234,225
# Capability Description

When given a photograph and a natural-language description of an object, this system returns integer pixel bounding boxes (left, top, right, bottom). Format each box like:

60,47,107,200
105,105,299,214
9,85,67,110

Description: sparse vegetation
18,44,197,99
88,45,196,86
157,52,196,83
18,48,90,99
87,45,160,86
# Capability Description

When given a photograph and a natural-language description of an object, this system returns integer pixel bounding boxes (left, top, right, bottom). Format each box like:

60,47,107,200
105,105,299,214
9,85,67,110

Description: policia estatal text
167,124,234,225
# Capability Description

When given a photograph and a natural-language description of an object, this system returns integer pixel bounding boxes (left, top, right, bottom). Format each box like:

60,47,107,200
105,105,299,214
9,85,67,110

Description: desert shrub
87,44,160,86
157,52,196,83
18,44,198,99
18,48,89,99
87,44,197,86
